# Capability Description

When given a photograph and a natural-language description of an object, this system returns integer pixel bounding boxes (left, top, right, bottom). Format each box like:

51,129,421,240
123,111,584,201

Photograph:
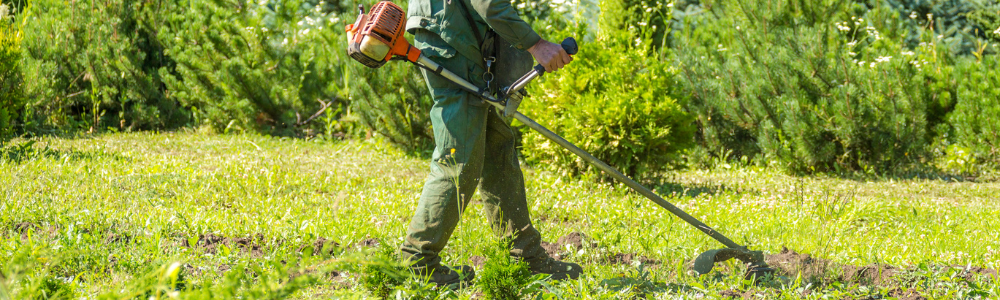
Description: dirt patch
603,253,660,266
469,255,486,269
557,232,597,250
765,247,899,286
104,233,132,244
13,222,38,233
11,222,61,239
356,238,380,248
841,264,898,286
539,232,597,260
888,288,927,300
290,267,349,287
958,266,999,281
765,247,837,283
181,233,265,257
298,237,341,255
719,289,742,298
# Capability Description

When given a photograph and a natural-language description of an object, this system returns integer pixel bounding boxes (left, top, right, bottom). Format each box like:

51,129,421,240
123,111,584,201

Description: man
399,0,581,286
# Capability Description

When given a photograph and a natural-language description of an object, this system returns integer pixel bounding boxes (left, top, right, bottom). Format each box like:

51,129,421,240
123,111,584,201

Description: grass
1,132,998,299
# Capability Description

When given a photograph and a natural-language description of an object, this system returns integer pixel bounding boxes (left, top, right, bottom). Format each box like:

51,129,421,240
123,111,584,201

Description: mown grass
1,132,998,299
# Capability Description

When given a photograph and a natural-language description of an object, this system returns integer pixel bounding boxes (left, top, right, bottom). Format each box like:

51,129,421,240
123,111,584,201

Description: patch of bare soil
540,232,598,260
180,233,266,257
603,253,660,266
290,267,349,287
719,289,743,298
104,233,132,244
765,247,897,286
356,238,380,248
11,222,60,239
13,222,38,233
469,255,486,269
957,266,998,281
888,288,928,300
298,237,341,255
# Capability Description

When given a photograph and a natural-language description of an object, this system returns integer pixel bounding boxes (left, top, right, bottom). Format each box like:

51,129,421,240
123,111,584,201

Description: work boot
525,256,584,280
415,264,476,288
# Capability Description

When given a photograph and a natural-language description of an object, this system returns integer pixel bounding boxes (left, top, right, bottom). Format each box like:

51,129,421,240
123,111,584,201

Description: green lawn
1,132,997,299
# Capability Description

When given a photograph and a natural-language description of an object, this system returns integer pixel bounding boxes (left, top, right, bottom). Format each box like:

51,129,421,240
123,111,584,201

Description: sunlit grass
1,132,997,298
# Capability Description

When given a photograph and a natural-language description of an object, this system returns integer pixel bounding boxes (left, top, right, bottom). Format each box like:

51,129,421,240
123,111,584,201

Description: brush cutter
345,1,774,280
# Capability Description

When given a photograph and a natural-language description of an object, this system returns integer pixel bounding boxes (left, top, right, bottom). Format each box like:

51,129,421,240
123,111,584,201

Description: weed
477,237,545,300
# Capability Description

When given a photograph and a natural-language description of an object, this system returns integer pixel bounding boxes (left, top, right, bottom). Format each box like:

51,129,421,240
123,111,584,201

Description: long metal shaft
413,56,743,250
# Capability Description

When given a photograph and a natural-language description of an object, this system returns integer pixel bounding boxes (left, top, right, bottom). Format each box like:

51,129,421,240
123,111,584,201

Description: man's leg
400,38,489,277
477,109,546,259
479,102,584,280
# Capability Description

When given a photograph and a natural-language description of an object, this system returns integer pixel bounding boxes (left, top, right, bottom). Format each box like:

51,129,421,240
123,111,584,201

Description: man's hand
527,39,572,72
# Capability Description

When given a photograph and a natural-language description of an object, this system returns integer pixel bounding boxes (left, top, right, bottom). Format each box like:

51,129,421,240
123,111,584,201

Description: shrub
157,0,344,136
0,1,24,142
948,56,1000,166
19,0,187,132
672,0,972,173
345,47,434,154
519,0,694,180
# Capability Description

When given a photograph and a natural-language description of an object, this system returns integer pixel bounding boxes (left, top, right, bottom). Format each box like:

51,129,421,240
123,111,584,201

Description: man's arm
469,0,571,72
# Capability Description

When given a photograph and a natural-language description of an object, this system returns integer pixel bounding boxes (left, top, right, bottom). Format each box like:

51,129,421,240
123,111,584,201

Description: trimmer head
691,248,775,281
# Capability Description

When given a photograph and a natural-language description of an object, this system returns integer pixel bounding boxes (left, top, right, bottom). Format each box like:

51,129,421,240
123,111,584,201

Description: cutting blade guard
346,1,421,68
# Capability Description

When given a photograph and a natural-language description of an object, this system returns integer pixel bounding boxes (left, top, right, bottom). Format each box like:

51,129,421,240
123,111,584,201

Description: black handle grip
561,37,578,55
533,37,578,77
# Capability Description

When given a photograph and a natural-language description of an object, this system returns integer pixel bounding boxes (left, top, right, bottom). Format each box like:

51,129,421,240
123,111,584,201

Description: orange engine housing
346,1,421,68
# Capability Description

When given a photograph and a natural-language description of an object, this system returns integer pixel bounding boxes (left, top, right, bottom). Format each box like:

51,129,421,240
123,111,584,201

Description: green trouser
400,30,546,269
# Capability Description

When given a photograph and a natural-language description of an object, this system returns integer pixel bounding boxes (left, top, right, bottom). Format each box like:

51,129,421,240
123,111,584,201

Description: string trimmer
345,1,774,280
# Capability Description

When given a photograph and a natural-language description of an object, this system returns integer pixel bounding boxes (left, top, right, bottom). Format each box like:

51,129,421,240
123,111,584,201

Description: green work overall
400,0,545,270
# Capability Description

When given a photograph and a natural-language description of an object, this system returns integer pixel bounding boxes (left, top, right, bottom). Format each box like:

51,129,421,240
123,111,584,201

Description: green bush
948,56,1000,166
20,0,187,132
520,0,694,180
672,0,972,173
157,0,343,136
1,1,24,142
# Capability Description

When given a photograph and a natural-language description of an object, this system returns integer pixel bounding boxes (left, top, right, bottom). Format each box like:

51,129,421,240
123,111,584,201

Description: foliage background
2,0,999,173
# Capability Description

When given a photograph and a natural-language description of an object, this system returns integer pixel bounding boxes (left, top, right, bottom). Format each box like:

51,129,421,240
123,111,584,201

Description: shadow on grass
1,140,130,164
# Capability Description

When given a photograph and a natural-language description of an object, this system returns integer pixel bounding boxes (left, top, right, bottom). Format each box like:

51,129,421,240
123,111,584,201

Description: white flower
901,51,915,56
876,56,892,62
910,11,917,19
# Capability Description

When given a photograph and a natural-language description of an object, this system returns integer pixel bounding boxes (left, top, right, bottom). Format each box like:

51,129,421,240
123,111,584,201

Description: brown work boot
525,256,583,280
414,264,475,288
